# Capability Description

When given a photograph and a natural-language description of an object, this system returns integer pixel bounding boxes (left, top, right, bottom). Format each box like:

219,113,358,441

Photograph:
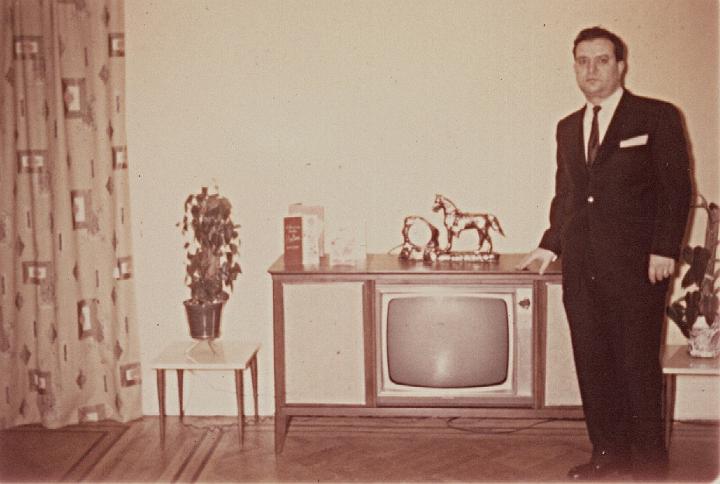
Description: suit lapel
568,108,587,172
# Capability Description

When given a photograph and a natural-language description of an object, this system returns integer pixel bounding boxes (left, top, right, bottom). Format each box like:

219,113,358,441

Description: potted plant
178,186,241,340
667,195,719,357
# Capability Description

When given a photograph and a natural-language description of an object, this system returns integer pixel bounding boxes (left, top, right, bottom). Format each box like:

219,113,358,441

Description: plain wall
125,0,719,419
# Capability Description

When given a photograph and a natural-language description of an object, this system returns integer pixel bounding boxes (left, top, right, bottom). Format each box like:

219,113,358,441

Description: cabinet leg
274,411,290,454
177,369,184,420
235,369,245,447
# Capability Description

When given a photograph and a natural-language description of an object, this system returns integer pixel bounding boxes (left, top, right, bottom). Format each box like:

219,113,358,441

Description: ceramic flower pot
687,320,720,358
184,300,224,340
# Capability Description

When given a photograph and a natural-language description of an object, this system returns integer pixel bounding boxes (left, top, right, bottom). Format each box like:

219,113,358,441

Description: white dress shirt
583,87,624,161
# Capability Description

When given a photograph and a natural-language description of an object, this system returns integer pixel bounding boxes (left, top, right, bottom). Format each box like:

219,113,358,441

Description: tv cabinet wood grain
268,253,582,453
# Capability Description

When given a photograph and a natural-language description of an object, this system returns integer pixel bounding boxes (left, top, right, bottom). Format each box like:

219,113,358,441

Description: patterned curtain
0,0,141,429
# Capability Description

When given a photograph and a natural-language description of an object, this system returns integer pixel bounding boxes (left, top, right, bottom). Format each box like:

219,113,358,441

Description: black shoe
567,454,631,480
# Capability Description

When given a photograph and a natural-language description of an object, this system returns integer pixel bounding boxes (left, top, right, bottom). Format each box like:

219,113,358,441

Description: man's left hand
648,254,676,284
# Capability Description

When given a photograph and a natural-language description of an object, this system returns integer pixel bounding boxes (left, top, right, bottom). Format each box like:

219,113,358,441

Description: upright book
283,215,320,266
283,216,303,266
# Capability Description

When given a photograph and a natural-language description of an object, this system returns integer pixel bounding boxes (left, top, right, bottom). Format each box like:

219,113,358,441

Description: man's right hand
516,248,557,275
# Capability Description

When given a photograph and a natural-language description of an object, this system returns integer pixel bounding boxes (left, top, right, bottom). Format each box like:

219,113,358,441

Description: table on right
661,344,720,448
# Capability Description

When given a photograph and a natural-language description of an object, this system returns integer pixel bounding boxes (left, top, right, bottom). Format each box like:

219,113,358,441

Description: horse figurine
399,215,441,262
431,194,504,254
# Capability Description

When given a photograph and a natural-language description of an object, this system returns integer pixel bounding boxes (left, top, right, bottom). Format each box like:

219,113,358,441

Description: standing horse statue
432,194,505,256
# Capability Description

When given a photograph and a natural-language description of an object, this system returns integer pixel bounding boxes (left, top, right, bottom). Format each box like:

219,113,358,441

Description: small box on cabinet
328,223,366,266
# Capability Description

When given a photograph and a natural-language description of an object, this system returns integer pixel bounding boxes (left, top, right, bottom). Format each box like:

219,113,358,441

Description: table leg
235,369,245,446
177,369,184,420
156,369,166,445
250,354,259,422
664,374,676,451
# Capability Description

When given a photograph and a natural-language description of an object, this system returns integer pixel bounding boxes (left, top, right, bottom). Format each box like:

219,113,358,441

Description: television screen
386,296,509,388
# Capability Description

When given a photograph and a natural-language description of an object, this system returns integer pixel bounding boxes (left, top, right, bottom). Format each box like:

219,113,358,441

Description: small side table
661,344,720,449
151,340,260,446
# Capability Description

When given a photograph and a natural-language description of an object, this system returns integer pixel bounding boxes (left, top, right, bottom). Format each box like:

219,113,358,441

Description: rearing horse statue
432,194,505,254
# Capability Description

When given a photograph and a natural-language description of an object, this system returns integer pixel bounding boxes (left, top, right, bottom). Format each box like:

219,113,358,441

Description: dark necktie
587,105,601,165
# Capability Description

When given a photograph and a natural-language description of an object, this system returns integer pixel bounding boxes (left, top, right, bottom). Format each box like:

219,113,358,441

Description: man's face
573,38,625,103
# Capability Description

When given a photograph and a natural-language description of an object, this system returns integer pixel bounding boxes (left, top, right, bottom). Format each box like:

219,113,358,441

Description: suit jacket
539,90,692,288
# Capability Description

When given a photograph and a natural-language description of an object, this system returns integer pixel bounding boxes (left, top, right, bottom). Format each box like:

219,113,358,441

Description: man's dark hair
573,27,626,61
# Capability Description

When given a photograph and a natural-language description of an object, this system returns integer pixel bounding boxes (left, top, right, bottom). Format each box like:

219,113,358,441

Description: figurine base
435,251,500,263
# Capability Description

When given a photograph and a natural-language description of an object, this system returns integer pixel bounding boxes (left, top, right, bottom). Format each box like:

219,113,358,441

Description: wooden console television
269,253,582,453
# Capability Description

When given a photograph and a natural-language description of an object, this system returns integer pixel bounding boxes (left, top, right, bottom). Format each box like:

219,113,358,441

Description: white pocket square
619,134,648,148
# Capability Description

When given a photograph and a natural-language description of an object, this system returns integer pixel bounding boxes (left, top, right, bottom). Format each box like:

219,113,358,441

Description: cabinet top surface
268,253,561,279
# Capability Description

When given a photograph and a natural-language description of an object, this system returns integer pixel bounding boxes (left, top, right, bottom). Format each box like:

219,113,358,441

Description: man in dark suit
518,27,692,480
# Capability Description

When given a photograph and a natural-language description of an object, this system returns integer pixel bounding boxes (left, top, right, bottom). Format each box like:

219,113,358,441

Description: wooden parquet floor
2,416,718,483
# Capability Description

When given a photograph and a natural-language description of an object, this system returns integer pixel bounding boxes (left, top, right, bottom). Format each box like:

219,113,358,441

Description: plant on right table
666,195,719,357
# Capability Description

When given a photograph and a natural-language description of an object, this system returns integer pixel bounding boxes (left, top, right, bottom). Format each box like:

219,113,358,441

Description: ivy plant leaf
681,246,710,288
681,246,694,265
666,302,685,325
669,302,692,337
699,293,719,320
684,291,701,327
